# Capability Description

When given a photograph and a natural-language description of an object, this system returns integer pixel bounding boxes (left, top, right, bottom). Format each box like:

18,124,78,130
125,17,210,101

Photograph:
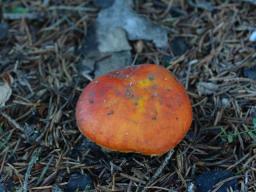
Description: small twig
81,73,93,81
211,176,241,192
48,6,97,12
159,0,174,18
131,53,139,66
185,60,198,90
1,112,24,132
3,13,43,20
120,173,146,184
142,149,175,191
36,156,54,185
22,148,40,192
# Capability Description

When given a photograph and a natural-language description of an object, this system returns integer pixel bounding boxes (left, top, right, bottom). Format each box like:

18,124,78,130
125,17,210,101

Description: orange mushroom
76,64,192,155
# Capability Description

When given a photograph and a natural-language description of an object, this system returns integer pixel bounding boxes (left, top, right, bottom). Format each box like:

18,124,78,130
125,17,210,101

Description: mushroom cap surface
76,64,192,155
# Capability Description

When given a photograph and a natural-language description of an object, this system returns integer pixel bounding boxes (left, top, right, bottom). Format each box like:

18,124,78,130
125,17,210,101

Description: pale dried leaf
197,82,219,96
0,81,12,106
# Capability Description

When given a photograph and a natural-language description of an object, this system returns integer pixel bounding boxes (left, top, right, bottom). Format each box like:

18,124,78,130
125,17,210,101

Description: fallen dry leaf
0,80,12,106
197,82,219,96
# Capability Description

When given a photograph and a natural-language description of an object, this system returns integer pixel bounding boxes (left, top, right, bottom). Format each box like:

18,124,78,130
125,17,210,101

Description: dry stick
36,156,54,185
22,148,40,192
3,13,43,20
185,62,192,90
48,5,96,12
1,112,24,132
142,149,175,191
211,176,241,192
185,60,198,90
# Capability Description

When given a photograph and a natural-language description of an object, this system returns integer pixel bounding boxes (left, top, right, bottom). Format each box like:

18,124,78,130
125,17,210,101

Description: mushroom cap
76,64,192,155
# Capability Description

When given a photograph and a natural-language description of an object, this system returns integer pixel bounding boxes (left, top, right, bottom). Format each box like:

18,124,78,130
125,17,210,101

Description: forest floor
0,0,256,191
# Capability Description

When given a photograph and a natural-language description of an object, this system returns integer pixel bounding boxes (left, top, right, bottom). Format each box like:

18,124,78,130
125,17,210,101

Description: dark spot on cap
125,88,134,98
152,116,157,120
107,110,114,115
89,99,94,104
151,111,158,120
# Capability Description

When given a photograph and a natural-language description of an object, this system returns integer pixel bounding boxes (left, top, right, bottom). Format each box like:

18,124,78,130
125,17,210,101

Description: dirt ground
0,0,256,191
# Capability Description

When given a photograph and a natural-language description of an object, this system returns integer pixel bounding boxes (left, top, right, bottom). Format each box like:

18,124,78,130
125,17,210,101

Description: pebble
170,37,190,56
249,31,256,42
221,97,230,108
65,173,92,192
194,170,238,192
